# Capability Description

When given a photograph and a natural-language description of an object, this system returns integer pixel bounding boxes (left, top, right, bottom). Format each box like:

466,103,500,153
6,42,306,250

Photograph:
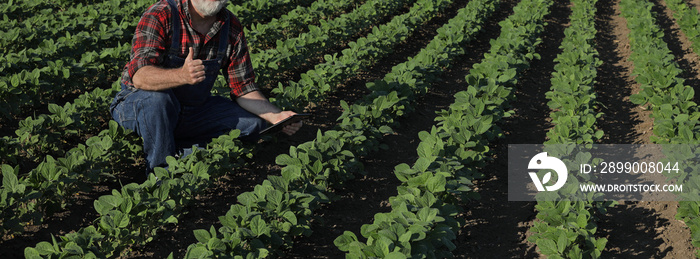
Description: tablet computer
260,113,311,135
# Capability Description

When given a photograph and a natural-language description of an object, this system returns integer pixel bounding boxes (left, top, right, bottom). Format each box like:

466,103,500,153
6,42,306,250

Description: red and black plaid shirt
120,0,258,97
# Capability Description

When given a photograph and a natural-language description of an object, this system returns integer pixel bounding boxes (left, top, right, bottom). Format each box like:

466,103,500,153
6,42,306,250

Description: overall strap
215,14,230,62
166,0,181,55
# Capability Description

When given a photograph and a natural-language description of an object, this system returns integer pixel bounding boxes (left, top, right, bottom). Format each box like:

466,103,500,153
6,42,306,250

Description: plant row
19,0,451,255
266,0,455,111
245,0,362,51
0,0,141,53
250,0,416,87
0,0,52,24
664,0,700,54
334,0,568,256
0,42,130,121
1,120,142,235
1,82,126,168
227,0,317,28
0,0,303,50
0,1,146,120
330,0,519,256
527,0,611,258
622,0,700,256
0,83,147,236
24,130,251,258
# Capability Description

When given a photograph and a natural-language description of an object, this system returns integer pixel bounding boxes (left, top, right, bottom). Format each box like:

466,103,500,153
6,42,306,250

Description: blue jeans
110,85,265,169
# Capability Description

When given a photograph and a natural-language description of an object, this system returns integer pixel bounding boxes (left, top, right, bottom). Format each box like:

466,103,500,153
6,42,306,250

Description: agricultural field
2,0,700,257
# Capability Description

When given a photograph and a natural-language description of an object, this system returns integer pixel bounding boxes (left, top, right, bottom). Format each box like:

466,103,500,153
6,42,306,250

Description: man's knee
113,89,180,137
238,116,266,142
141,90,179,113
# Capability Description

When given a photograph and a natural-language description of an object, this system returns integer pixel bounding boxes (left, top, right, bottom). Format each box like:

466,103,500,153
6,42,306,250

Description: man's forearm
133,47,206,91
237,90,302,135
132,66,186,91
236,90,285,123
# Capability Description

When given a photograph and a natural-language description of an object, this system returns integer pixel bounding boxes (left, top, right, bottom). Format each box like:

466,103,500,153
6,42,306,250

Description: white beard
191,0,228,17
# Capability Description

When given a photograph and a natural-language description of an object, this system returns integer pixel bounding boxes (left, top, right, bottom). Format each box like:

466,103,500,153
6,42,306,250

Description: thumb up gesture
179,47,206,85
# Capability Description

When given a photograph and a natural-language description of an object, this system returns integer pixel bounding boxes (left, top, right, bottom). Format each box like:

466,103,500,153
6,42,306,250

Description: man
110,0,301,170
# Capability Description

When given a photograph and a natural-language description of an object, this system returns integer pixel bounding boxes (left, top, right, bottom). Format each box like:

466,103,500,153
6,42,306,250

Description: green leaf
207,238,226,253
399,231,413,243
185,246,210,259
596,237,608,251
576,213,588,228
414,157,432,172
113,210,130,228
193,229,211,244
426,175,446,193
93,200,110,216
257,248,270,258
675,114,689,123
629,94,646,105
282,211,297,225
63,242,84,255
594,130,604,140
276,154,297,166
2,165,19,192
34,241,56,255
11,74,20,87
417,207,437,222
237,192,257,207
557,232,567,254
385,251,408,259
334,231,359,251
537,238,559,255
24,248,41,259
250,216,269,237
47,103,60,114
99,195,122,208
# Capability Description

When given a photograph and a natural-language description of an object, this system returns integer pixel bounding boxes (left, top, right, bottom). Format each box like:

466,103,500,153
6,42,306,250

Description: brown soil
593,0,694,257
4,0,700,258
692,0,700,12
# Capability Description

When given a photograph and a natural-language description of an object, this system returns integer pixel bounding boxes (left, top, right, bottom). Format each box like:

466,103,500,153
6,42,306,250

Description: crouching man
110,0,301,170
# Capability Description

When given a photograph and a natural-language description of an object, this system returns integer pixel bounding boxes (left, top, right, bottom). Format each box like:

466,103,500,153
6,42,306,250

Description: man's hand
236,91,303,136
273,111,302,136
180,47,206,85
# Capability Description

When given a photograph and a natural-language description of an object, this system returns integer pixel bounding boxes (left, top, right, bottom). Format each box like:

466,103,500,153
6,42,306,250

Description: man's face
191,0,229,17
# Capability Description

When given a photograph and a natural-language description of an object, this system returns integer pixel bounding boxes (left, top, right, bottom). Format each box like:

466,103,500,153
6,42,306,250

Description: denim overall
110,0,264,170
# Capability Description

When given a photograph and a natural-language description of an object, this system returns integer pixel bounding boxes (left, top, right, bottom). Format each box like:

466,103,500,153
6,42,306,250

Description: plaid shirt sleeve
224,15,258,98
121,2,170,87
